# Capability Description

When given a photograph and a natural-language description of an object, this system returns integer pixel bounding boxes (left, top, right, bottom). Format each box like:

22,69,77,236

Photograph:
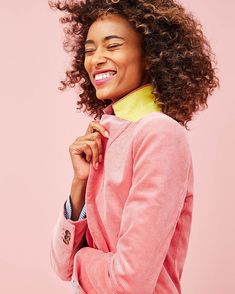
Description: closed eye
107,43,122,49
85,49,95,54
84,43,123,54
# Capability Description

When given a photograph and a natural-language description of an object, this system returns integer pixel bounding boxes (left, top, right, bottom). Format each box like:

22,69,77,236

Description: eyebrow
85,35,125,45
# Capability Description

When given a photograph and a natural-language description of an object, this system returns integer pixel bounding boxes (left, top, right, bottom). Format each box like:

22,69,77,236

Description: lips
94,71,116,81
92,69,117,86
93,69,117,79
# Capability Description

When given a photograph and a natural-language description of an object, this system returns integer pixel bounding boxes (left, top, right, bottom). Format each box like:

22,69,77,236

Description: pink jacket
50,85,194,294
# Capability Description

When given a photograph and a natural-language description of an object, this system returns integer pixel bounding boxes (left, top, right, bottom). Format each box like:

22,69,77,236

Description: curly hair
48,0,220,130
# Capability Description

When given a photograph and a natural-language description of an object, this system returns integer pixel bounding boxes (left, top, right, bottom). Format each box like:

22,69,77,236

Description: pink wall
0,1,234,293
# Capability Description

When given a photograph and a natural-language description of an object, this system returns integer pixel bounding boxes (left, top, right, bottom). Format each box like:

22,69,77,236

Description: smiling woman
48,0,219,129
83,13,150,101
48,1,219,293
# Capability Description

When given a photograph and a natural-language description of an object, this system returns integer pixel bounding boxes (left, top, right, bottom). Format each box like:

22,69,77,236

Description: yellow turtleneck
111,83,162,122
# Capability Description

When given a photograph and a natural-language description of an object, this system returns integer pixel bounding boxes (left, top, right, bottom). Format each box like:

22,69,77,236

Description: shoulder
132,112,191,163
133,112,187,138
131,112,191,155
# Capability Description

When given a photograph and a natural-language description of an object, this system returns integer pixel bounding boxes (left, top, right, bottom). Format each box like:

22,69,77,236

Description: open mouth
93,71,117,82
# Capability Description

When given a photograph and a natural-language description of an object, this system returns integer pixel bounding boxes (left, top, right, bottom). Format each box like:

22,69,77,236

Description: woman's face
84,13,148,102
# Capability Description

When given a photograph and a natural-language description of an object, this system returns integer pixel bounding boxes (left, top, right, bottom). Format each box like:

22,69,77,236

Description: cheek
117,51,144,73
84,58,90,74
120,58,144,81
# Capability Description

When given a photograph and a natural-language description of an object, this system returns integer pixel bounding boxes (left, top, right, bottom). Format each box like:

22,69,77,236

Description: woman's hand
69,120,109,181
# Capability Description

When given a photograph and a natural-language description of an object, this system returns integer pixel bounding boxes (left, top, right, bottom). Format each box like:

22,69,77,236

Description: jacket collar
102,83,162,122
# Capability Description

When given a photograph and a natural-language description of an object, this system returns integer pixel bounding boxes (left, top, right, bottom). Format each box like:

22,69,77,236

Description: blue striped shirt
64,195,86,220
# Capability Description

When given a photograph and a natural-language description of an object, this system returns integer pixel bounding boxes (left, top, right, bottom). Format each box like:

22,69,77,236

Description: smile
93,71,117,86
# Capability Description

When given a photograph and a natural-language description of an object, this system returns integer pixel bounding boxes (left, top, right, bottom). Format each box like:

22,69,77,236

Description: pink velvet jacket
50,85,194,294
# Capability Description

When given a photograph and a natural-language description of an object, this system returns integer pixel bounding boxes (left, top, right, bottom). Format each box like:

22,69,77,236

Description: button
62,229,71,245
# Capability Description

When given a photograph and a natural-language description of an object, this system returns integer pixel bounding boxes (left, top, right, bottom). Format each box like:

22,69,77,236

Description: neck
112,82,152,103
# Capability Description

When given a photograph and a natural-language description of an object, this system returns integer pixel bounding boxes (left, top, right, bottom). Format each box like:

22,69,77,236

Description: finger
88,140,99,169
81,143,93,162
76,133,103,162
87,132,103,160
77,140,100,169
85,121,109,138
93,134,103,162
70,142,92,162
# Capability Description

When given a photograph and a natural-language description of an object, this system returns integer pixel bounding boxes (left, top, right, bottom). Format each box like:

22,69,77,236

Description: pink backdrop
0,1,234,293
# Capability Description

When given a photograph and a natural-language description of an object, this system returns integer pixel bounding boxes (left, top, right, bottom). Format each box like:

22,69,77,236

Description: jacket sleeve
71,118,192,294
50,199,88,281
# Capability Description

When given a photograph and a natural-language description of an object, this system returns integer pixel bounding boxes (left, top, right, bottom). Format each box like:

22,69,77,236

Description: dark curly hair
48,0,220,130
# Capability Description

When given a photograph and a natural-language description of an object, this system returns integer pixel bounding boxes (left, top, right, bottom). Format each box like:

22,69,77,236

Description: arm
50,200,88,281
64,195,87,220
50,178,90,280
71,118,192,294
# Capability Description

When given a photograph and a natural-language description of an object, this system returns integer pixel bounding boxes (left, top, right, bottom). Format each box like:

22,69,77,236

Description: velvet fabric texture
50,84,194,294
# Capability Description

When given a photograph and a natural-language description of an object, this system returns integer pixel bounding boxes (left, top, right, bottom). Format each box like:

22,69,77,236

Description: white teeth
94,72,116,81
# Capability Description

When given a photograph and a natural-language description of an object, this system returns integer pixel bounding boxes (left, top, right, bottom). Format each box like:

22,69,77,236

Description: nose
91,47,107,66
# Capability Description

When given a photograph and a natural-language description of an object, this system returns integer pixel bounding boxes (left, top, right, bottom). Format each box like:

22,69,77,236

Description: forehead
86,13,140,41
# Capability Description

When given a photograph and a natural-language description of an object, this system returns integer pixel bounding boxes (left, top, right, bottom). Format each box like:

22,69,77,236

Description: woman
49,0,219,293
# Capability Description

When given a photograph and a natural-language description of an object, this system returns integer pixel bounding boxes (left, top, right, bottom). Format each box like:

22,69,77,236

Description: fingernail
104,130,109,138
95,162,99,169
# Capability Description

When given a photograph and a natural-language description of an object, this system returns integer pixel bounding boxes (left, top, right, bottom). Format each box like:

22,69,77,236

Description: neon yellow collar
109,83,162,122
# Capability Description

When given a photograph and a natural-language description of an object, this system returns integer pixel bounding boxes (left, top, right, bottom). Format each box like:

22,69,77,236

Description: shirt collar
102,83,162,122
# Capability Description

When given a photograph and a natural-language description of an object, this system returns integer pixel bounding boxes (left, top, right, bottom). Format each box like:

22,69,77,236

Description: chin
96,89,116,101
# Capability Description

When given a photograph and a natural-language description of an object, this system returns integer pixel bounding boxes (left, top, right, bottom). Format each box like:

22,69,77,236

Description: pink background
0,1,234,293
